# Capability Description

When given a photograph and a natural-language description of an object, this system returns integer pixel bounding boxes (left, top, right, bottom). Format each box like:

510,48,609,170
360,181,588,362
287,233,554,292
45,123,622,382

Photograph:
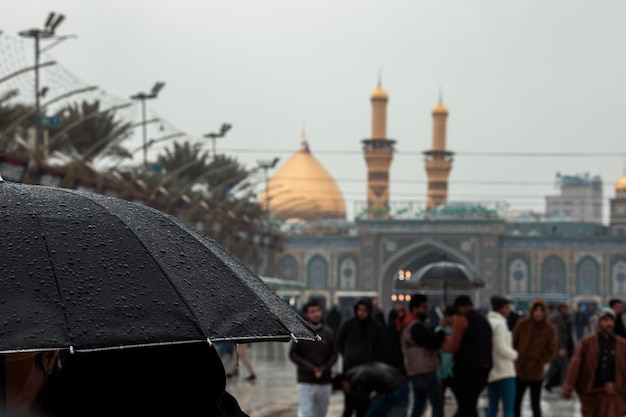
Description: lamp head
151,82,165,96
257,158,280,169
220,123,232,135
44,12,56,30
45,12,65,34
49,14,65,33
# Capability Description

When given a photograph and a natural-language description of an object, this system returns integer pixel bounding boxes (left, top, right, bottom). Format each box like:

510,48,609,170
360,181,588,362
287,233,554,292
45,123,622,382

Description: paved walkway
223,342,581,417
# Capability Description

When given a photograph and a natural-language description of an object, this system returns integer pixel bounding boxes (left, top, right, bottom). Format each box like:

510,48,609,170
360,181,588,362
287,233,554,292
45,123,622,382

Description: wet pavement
223,342,582,417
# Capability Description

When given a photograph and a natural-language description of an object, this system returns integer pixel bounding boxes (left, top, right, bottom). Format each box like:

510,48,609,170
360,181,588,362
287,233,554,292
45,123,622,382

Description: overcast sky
3,1,626,222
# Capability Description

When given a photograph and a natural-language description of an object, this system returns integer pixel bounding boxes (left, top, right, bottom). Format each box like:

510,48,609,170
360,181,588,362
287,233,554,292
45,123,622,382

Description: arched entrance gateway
380,241,485,311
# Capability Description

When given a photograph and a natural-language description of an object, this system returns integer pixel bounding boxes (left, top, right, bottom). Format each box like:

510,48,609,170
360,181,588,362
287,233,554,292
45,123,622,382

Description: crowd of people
288,295,626,417
6,293,626,417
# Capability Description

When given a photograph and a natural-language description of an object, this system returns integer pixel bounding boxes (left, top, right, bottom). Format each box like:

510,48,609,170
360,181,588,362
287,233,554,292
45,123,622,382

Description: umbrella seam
8,183,75,350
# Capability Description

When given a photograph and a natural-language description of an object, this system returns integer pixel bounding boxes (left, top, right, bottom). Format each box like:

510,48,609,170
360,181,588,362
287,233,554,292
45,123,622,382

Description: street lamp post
203,123,232,158
257,157,280,227
18,12,67,151
257,157,280,276
130,81,165,170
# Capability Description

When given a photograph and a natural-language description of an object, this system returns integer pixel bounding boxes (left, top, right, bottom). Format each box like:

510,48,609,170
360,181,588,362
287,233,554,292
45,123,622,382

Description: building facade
545,173,603,223
268,84,626,315
277,215,626,314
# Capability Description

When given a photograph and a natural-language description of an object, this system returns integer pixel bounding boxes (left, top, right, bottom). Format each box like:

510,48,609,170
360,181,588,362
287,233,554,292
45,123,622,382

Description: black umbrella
0,181,318,354
412,261,484,305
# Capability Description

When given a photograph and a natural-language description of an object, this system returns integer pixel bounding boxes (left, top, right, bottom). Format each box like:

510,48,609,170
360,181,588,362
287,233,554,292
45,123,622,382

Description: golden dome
370,86,388,101
432,102,448,115
616,175,626,192
261,138,346,221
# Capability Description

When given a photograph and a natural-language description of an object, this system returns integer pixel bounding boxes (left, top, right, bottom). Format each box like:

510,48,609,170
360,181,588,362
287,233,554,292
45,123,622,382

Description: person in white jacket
486,296,519,417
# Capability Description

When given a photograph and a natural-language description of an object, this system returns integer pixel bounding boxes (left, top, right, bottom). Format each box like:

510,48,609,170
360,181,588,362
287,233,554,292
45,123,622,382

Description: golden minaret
423,96,454,209
362,79,395,218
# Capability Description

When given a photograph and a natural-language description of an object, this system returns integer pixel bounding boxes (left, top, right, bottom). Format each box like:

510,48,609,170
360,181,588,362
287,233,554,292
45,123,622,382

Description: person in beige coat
486,296,518,417
512,299,557,417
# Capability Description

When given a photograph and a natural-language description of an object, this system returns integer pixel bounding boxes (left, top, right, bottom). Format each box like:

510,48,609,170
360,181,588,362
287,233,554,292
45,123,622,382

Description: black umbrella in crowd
0,180,318,354
412,261,484,305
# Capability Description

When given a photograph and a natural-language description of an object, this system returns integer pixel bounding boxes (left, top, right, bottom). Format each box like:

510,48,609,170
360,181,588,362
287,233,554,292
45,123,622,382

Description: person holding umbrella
0,181,320,416
443,295,493,417
3,344,251,416
48,342,250,416
3,351,60,414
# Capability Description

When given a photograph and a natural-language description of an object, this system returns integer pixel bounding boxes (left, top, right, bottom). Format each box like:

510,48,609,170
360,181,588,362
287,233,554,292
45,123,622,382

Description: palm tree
0,101,48,184
48,99,133,164
0,102,37,156
40,99,134,187
150,142,267,266
157,141,210,188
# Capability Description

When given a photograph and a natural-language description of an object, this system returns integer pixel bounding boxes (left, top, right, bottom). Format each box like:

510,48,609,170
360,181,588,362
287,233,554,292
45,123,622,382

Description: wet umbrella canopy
0,181,318,353
412,261,484,305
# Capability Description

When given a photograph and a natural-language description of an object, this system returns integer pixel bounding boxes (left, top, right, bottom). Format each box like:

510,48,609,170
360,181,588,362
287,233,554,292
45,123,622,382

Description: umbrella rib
22,187,74,350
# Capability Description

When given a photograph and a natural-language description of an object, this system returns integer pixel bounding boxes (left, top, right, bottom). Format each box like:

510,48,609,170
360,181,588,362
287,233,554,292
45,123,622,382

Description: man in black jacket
337,297,385,417
289,299,338,417
443,295,493,417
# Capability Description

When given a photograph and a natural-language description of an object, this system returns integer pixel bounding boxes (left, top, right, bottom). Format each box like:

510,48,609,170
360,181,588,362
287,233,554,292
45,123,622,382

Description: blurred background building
3,69,626,317
545,173,603,223
258,84,626,316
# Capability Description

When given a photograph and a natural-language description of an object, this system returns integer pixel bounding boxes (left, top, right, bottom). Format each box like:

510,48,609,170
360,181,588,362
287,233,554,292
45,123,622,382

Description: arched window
277,255,298,281
307,255,328,289
338,256,357,290
542,256,565,294
576,256,599,295
612,259,626,295
508,258,529,293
